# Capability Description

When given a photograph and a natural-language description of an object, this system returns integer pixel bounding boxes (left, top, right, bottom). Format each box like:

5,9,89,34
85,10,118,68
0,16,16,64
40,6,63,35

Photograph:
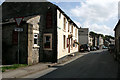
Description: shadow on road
34,50,119,79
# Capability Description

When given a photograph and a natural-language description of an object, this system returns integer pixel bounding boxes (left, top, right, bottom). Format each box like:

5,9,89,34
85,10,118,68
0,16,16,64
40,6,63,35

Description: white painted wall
89,36,93,46
57,9,78,59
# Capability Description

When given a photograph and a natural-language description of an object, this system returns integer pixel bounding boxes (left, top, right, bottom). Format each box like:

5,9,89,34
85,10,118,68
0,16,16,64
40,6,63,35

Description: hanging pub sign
46,12,52,28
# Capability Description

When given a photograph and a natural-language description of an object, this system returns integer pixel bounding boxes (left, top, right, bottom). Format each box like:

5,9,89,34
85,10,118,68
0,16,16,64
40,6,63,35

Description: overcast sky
0,0,120,36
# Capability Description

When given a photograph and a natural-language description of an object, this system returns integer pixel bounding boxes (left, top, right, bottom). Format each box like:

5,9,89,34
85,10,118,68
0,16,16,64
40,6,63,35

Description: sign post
14,17,24,64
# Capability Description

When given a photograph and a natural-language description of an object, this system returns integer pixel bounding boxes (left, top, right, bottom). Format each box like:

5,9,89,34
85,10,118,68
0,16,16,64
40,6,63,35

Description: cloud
69,0,119,36
90,24,114,36
70,0,118,22
82,21,114,36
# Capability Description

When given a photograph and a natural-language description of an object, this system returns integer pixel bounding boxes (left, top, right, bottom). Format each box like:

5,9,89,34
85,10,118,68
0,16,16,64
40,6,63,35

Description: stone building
2,15,40,65
57,9,78,59
2,2,79,65
114,20,120,62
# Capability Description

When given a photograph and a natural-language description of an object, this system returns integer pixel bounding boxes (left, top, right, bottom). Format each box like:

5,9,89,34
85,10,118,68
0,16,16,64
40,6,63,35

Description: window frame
63,35,66,49
33,30,39,48
71,25,73,33
43,33,52,50
59,12,61,19
63,17,66,31
68,22,70,32
33,33,38,46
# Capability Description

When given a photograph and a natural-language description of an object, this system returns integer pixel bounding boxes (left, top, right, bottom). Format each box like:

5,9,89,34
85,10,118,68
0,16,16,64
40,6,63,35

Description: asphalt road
23,50,120,79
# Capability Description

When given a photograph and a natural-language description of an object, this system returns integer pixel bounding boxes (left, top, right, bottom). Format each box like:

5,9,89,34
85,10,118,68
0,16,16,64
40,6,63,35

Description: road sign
15,17,24,26
14,27,23,32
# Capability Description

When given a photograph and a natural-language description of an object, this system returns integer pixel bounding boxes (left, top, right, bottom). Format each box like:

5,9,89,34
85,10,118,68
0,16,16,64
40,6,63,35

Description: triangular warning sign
15,17,24,26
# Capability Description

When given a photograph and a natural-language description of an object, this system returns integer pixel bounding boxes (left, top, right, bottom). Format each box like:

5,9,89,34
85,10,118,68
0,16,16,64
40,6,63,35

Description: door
68,38,70,53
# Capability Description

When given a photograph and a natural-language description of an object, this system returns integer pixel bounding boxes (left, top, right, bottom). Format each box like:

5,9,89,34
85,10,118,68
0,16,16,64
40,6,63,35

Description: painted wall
57,9,78,59
89,36,93,46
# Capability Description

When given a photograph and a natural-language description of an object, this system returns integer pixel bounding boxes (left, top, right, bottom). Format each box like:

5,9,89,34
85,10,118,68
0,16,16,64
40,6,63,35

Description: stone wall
2,22,28,64
27,16,40,65
2,2,58,63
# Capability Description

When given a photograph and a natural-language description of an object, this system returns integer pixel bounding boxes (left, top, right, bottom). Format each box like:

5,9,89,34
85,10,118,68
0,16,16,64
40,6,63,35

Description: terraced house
2,2,79,65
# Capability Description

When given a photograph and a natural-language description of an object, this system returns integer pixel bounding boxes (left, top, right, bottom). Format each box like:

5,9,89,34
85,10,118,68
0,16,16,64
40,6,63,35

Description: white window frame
43,33,52,50
33,30,39,48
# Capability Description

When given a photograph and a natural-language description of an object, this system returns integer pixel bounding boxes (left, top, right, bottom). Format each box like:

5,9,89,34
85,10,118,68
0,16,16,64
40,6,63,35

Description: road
23,50,119,79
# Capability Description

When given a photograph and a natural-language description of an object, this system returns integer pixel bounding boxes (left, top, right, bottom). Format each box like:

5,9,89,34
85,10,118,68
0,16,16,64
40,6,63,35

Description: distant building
109,38,115,45
104,40,110,47
97,35,104,49
2,2,79,65
78,28,89,45
89,35,93,46
93,36,98,47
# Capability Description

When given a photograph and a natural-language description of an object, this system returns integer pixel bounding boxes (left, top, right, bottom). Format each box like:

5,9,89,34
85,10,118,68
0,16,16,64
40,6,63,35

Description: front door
68,38,70,53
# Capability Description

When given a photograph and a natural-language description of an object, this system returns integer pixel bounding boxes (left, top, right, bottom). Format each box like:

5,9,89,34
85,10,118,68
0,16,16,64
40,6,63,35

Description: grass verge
1,64,27,72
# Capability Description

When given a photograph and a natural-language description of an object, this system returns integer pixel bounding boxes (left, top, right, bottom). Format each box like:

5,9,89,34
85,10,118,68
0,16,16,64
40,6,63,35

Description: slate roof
1,2,79,28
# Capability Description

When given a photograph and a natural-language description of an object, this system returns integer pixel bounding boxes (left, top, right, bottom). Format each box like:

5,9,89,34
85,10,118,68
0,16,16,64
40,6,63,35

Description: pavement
2,63,55,78
1,51,89,79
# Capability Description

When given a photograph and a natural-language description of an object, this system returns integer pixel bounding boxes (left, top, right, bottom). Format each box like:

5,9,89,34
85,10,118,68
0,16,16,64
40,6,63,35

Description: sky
0,0,120,36
49,0,120,36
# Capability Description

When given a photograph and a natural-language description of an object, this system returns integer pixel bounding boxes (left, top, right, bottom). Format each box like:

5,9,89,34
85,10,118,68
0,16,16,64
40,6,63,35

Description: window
59,12,61,19
63,35,66,49
43,34,52,50
68,22,70,32
71,38,73,48
71,25,73,33
34,34,38,46
46,12,52,28
75,29,77,37
64,17,66,30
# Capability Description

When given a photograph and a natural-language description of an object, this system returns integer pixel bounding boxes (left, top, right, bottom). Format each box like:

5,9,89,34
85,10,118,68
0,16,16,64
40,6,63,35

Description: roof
55,5,79,29
1,15,40,25
114,19,120,31
1,2,79,28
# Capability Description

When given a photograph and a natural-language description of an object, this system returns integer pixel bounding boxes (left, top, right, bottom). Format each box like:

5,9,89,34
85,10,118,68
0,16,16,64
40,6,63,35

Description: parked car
93,47,97,51
90,46,97,51
102,46,108,49
90,46,94,51
79,44,90,52
95,46,99,50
